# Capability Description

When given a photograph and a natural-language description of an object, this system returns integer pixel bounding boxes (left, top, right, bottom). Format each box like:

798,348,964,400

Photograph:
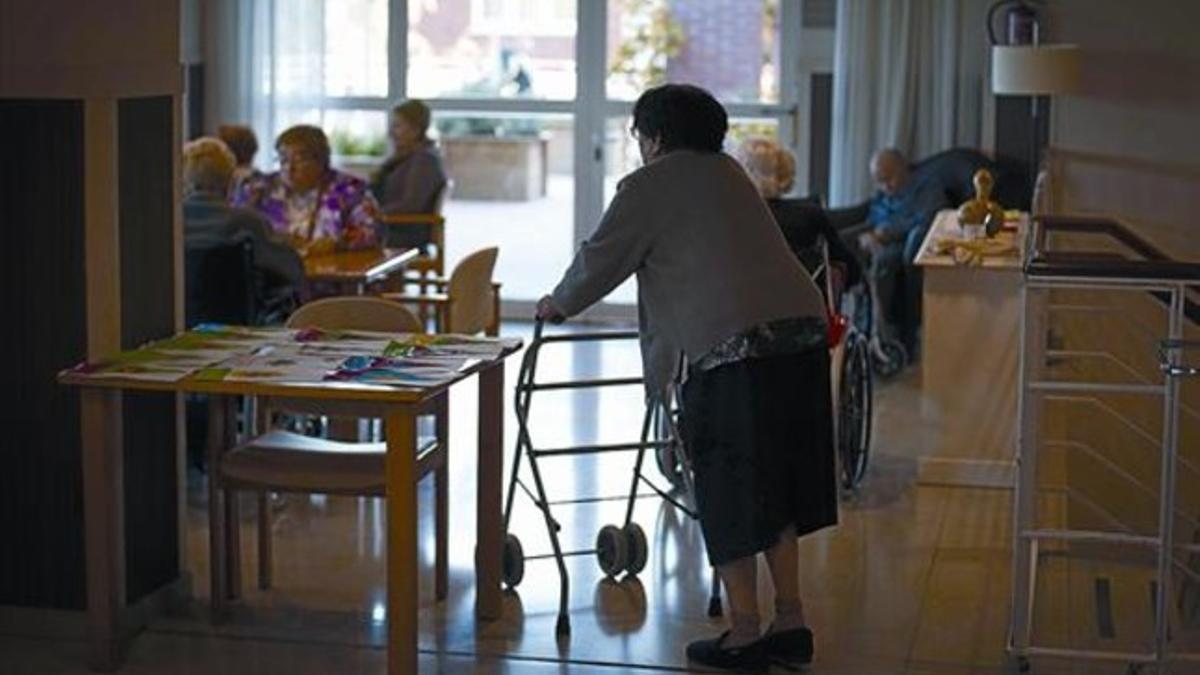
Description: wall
1048,0,1200,169
1044,0,1200,257
0,0,183,623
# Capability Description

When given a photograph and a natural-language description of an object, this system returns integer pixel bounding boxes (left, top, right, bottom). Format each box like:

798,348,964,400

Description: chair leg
435,462,449,601
208,482,227,622
257,491,273,590
206,397,229,623
435,395,449,601
225,490,242,600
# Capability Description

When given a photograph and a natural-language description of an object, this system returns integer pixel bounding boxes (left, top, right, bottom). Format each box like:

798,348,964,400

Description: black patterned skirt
681,346,837,565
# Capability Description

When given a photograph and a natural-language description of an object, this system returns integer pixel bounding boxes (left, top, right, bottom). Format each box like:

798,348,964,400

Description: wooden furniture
287,296,423,333
303,247,417,295
912,209,1028,488
385,248,501,336
58,332,520,675
218,299,443,600
378,181,451,282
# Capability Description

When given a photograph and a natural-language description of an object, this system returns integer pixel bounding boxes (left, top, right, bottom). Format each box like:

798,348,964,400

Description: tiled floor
1,321,1184,673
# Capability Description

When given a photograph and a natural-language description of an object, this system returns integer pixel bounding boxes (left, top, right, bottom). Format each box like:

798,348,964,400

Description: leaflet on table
76,361,196,382
325,355,462,387
219,350,341,382
382,335,510,360
75,344,233,382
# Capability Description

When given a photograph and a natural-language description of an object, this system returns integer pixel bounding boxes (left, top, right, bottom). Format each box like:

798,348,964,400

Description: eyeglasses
277,152,318,168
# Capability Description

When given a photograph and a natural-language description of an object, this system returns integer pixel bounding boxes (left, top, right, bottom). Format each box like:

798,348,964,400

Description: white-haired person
183,136,304,324
735,138,861,289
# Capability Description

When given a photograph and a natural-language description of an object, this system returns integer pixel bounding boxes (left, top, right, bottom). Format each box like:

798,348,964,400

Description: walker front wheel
596,525,629,579
502,533,525,588
623,523,648,575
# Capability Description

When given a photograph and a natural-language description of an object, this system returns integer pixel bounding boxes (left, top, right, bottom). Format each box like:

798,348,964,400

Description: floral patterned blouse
231,169,379,249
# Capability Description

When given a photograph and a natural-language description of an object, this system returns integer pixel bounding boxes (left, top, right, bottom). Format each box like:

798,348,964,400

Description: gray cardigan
373,141,447,214
551,150,827,395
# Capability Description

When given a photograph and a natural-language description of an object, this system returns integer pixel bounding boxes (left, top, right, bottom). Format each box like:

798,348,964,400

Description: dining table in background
303,247,418,295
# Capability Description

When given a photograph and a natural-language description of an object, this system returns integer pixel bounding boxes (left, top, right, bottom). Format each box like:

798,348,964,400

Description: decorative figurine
957,169,1006,238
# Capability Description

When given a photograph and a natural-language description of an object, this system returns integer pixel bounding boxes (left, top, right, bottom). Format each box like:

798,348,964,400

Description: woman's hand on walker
536,295,566,324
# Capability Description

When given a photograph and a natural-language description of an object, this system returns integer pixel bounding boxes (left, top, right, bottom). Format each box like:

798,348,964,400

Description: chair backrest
286,296,423,333
911,148,1030,210
446,247,499,335
379,180,452,254
185,237,256,327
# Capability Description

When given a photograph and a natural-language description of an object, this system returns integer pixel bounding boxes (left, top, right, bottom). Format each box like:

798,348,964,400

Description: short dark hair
275,125,331,169
631,84,728,154
393,99,432,137
217,124,259,166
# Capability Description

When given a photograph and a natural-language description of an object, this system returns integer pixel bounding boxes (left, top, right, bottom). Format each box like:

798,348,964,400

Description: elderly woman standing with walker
536,84,838,672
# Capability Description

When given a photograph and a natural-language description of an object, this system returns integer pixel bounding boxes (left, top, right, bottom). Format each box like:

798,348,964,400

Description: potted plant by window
330,129,387,182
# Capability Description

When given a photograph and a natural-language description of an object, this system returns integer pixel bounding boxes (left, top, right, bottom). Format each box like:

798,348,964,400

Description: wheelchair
802,238,875,490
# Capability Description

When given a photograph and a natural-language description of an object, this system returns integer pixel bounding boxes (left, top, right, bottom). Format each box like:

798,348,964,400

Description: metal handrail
1159,339,1200,378
1026,216,1200,284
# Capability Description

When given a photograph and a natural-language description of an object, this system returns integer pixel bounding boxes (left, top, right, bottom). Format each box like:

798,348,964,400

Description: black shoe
760,626,813,667
686,631,768,672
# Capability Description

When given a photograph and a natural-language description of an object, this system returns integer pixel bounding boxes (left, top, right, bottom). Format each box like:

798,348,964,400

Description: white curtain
828,0,987,206
204,0,327,170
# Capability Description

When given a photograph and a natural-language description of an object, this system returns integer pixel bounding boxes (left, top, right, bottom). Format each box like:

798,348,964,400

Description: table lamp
991,44,1081,186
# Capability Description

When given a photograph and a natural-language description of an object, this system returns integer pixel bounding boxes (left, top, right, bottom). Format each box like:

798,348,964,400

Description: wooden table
58,331,520,674
913,209,1028,488
304,247,418,294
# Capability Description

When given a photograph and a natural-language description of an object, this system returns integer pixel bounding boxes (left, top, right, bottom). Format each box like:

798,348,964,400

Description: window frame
290,0,813,318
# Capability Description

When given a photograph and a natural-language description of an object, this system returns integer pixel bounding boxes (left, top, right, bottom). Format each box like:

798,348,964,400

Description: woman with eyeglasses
537,84,836,672
231,124,379,256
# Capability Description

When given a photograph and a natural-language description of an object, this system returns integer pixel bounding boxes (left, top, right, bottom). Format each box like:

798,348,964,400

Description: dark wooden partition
0,99,89,610
0,96,181,611
118,96,179,604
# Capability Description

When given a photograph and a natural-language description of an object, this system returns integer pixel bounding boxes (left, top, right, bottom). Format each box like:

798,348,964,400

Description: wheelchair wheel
873,338,907,379
838,334,873,489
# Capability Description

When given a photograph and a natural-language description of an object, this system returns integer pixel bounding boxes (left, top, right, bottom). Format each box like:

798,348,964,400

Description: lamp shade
992,44,1081,95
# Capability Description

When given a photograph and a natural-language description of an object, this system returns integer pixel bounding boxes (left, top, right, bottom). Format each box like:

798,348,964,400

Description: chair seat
220,430,438,495
221,430,386,494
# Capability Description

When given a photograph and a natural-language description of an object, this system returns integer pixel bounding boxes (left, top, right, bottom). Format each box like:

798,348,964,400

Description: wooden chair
382,247,501,336
211,298,450,612
377,181,451,283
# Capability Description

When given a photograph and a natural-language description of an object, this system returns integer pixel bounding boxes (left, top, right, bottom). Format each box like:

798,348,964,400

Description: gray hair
182,137,236,195
734,138,796,199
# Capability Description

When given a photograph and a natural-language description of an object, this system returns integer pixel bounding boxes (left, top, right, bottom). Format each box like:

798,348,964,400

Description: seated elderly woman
735,138,861,289
232,124,380,255
183,137,304,324
369,99,448,250
217,124,263,196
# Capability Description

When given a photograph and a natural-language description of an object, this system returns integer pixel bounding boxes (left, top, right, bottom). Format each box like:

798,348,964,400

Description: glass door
394,0,801,319
575,0,802,319
244,0,810,320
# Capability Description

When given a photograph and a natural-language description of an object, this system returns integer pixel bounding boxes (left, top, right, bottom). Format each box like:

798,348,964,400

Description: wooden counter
913,209,1028,488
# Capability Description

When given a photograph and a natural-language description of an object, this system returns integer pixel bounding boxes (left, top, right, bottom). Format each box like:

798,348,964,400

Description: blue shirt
867,173,948,239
